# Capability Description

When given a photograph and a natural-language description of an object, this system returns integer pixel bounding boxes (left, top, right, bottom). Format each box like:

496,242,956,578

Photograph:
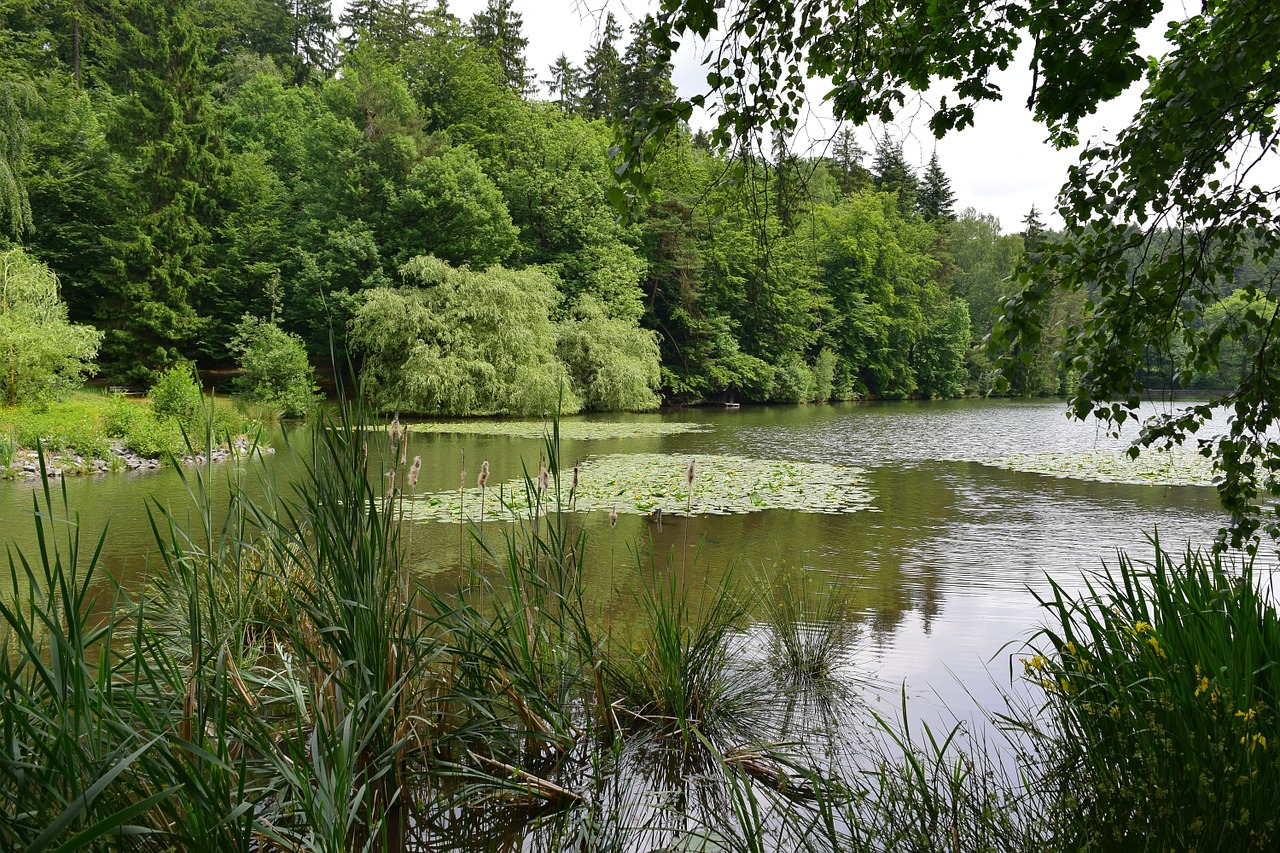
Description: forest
0,0,1065,415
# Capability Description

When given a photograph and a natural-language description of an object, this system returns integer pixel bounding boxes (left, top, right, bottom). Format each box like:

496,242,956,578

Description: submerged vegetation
1,413,1275,851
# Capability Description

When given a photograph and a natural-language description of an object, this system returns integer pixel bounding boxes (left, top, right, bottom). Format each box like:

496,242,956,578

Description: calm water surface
0,398,1235,723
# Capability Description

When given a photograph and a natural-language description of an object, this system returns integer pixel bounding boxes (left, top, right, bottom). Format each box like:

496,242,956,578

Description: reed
1015,539,1280,850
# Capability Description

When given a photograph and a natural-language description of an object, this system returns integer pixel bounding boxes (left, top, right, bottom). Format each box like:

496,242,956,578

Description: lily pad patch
407,453,875,523
978,449,1217,487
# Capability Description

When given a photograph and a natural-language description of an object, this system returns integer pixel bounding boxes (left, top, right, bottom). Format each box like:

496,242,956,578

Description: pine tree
581,12,623,120
872,138,917,216
469,0,533,95
544,53,580,110
916,148,956,221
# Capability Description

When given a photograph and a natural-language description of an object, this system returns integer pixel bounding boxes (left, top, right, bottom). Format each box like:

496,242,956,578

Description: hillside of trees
0,0,1109,412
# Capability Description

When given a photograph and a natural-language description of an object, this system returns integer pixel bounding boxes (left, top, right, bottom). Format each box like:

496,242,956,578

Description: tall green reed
1017,538,1280,850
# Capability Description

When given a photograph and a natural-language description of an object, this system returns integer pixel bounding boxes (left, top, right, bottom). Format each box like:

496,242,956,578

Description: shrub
769,352,814,404
149,363,203,427
810,347,837,403
229,314,320,418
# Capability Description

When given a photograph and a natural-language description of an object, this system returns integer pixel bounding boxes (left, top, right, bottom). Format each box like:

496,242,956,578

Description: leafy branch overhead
633,0,1280,548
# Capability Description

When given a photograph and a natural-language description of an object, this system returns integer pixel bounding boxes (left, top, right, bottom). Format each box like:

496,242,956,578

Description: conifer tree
97,0,224,379
916,148,956,221
1022,205,1046,252
619,16,674,118
872,138,917,216
581,12,623,120
469,0,533,95
831,129,870,196
544,53,580,110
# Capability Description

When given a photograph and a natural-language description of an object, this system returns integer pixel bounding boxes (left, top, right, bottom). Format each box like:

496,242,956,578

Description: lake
0,397,1230,730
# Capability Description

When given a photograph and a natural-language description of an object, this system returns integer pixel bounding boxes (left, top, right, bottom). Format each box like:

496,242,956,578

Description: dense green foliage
229,313,320,417
635,0,1280,543
0,0,1037,411
0,247,101,407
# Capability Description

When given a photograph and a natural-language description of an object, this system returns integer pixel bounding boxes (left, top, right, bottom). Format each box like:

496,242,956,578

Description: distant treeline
1,1,1261,412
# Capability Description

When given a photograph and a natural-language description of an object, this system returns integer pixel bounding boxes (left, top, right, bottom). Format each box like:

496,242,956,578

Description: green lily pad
404,420,713,440
979,448,1217,487
406,453,875,523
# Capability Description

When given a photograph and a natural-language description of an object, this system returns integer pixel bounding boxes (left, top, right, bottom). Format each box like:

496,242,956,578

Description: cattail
572,465,580,491
538,458,549,494
362,441,368,468
478,459,489,489
400,432,408,465
409,456,421,488
386,469,396,495
685,458,696,487
609,505,618,528
389,415,402,458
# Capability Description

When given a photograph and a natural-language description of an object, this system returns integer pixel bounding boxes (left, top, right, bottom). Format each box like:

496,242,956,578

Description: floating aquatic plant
404,420,713,440
979,448,1217,487
407,453,874,523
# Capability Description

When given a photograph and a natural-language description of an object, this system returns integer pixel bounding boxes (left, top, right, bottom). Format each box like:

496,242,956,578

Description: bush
0,247,103,408
149,364,203,427
229,314,320,418
810,348,837,403
769,353,814,404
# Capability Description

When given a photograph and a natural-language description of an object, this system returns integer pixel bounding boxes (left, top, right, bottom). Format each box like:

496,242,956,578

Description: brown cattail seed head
538,459,549,493
409,456,421,488
400,434,408,465
572,465,579,491
478,459,489,489
609,505,618,528
686,458,696,487
386,469,396,495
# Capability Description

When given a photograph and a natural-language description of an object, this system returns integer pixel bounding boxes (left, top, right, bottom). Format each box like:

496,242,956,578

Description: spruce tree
916,148,956,221
469,0,533,95
581,12,623,120
544,53,580,110
1022,204,1046,252
872,138,917,216
831,129,870,195
620,16,674,118
98,0,224,379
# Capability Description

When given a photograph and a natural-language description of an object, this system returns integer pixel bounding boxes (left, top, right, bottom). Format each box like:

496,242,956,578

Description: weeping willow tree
0,247,102,408
349,255,580,416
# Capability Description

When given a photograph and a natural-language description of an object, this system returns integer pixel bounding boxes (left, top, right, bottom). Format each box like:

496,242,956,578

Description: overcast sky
333,1,1181,232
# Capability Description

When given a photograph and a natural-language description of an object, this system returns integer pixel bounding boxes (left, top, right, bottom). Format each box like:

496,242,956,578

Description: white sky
333,1,1185,233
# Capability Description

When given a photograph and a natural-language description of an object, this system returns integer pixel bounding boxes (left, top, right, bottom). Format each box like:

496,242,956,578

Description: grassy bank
0,391,260,478
0,410,1275,851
